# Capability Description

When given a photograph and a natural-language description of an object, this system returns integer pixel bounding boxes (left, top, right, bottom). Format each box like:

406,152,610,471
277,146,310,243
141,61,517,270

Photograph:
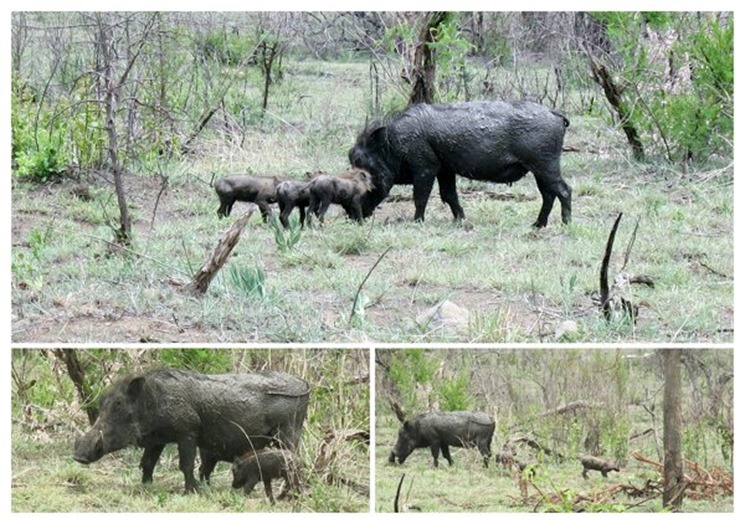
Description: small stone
555,320,579,340
416,300,469,332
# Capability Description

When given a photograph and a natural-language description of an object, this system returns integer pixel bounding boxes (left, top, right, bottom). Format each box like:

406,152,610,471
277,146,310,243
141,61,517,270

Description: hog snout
73,433,104,464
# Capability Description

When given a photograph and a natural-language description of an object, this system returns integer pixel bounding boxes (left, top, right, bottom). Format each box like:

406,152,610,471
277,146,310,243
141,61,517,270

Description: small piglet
231,448,300,504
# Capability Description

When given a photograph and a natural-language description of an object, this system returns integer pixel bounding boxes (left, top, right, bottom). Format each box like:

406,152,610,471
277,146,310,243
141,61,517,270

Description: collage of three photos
9,11,734,514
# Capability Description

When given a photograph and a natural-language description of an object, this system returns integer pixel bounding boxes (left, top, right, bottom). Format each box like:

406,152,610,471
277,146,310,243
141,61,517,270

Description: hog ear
403,420,411,431
369,125,387,144
126,376,146,400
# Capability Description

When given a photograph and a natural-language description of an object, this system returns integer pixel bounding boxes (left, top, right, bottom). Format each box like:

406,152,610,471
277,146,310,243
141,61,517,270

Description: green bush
591,12,733,163
12,82,70,182
436,371,472,411
228,263,267,297
197,31,256,66
158,349,233,373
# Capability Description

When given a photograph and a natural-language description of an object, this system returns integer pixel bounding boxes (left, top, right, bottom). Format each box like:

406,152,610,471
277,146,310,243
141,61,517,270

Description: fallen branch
537,400,604,418
184,207,255,295
507,435,565,460
632,451,733,498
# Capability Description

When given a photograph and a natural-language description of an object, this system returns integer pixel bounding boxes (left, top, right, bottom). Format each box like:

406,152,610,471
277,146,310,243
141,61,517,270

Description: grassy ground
11,60,734,343
374,417,733,513
11,430,368,512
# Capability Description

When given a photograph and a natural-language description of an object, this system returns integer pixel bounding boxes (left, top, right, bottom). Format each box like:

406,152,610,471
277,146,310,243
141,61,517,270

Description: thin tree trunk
53,349,97,424
260,40,279,112
663,348,685,511
97,14,132,244
408,12,448,105
588,53,645,161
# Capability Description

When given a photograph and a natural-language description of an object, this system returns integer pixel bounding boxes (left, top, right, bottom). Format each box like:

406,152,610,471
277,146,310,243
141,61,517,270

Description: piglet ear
126,376,146,399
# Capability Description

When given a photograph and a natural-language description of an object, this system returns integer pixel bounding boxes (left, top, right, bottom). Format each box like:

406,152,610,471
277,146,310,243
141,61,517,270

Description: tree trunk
662,348,685,511
11,12,28,79
588,54,645,161
408,12,448,105
260,40,280,112
53,349,97,424
96,13,132,244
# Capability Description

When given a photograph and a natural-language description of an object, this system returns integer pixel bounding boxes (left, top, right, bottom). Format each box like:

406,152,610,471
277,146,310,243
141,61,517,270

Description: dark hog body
214,175,282,221
307,168,374,224
231,448,300,504
73,368,310,493
389,411,495,467
276,180,312,229
580,455,620,479
349,101,571,228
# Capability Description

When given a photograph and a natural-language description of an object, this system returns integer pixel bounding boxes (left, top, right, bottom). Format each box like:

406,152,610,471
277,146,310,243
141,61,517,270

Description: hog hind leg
264,478,276,504
277,470,296,500
279,201,293,229
436,169,465,221
198,448,218,484
315,196,332,224
177,437,199,493
532,161,571,227
440,444,454,466
477,438,492,468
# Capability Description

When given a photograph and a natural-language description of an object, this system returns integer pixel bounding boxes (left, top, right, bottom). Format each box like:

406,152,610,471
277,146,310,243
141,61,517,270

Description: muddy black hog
73,368,310,493
214,175,282,221
348,101,571,228
580,455,620,479
231,448,301,504
389,411,495,468
306,168,374,224
276,180,312,229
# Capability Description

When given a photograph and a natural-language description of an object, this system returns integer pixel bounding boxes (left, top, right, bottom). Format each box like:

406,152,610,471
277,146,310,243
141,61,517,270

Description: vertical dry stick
394,473,405,512
349,246,391,325
600,212,623,320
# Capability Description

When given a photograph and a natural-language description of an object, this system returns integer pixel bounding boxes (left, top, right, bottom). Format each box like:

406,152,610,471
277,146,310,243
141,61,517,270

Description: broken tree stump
598,213,655,322
184,206,256,295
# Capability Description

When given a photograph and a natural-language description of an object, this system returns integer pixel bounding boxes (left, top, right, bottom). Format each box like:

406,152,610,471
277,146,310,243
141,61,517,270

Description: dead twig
394,473,405,512
349,246,391,325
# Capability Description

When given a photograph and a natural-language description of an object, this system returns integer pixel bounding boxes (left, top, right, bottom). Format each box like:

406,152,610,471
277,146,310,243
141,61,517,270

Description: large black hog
73,368,310,493
214,175,282,221
231,448,301,504
389,411,495,468
348,101,571,228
